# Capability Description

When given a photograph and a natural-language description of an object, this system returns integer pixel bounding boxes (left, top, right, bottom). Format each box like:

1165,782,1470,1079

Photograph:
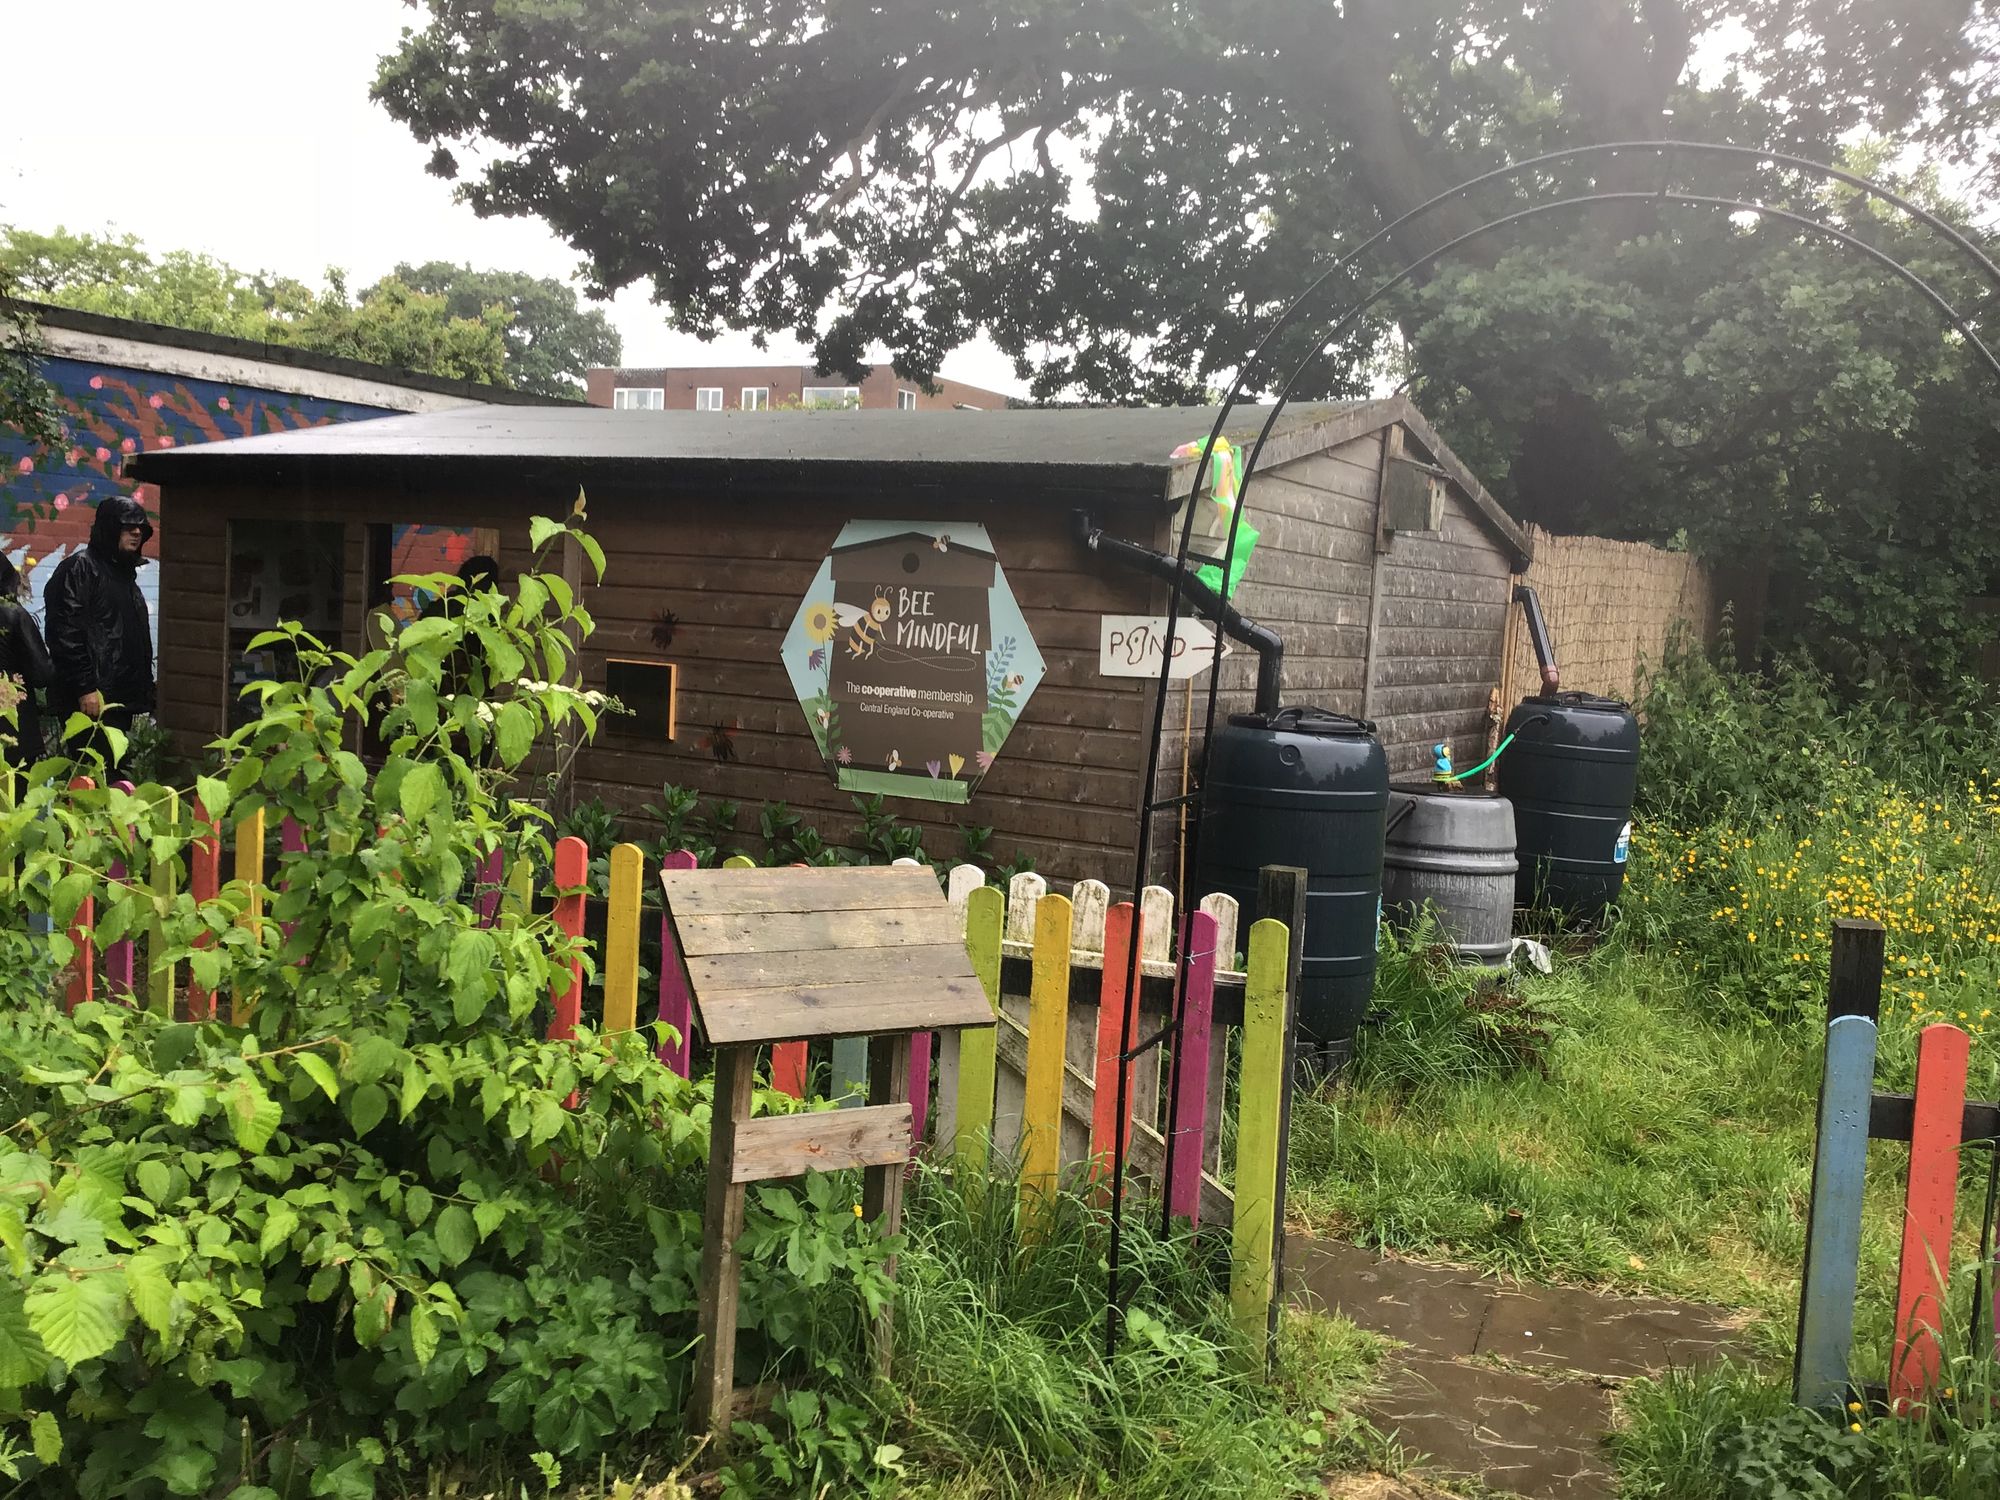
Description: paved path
1290,1235,1748,1498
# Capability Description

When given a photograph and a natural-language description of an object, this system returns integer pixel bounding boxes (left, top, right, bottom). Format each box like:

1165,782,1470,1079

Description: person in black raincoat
43,495,154,781
0,554,53,771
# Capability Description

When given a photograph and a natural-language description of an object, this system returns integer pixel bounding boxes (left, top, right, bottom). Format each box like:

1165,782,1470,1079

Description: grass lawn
1285,946,1993,1368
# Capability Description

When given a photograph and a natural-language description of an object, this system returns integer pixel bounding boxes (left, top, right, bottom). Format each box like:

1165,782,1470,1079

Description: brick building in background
586,363,1015,412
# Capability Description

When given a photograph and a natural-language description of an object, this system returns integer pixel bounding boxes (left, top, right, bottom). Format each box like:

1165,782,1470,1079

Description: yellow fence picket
954,884,1004,1173
604,842,645,1034
1019,891,1074,1236
1230,916,1291,1358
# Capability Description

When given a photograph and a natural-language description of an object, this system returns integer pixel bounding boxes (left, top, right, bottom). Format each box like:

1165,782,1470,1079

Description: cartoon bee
932,534,951,553
886,749,903,772
1003,672,1025,693
836,594,894,658
815,708,831,729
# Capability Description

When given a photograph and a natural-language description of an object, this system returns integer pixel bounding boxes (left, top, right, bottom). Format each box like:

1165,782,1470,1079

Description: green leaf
404,1185,434,1228
398,1060,428,1122
125,1254,175,1337
434,1205,477,1268
0,1283,47,1390
225,1078,282,1153
493,701,534,765
135,1160,172,1206
575,531,606,582
400,762,443,822
347,1084,389,1138
408,1302,439,1370
472,1199,506,1240
165,1085,207,1127
194,775,232,824
30,1409,61,1465
259,1205,300,1258
352,1284,393,1348
528,1095,566,1149
295,1052,340,1103
529,515,563,552
25,1272,125,1366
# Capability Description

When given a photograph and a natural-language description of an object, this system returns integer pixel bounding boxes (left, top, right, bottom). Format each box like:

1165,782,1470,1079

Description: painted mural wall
0,356,396,653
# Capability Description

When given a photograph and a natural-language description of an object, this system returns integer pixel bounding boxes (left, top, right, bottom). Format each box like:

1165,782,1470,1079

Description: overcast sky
0,0,1022,393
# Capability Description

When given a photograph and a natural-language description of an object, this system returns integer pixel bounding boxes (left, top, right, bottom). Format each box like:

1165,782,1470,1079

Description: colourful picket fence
1796,918,2000,1411
46,807,1298,1351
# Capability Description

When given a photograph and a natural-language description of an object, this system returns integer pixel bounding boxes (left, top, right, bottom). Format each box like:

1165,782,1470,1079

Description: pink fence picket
656,849,698,1075
186,797,221,1020
547,836,588,1041
63,777,97,1011
1167,909,1218,1225
476,847,504,928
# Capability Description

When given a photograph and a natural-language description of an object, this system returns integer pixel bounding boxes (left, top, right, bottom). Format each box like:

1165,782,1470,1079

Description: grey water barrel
1495,693,1641,924
1194,707,1388,1052
1382,790,1518,963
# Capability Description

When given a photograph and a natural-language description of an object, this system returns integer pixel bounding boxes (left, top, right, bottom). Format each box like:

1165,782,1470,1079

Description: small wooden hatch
660,863,996,1046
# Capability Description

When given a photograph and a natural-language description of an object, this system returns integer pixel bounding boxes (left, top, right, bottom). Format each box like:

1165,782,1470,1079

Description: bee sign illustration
782,521,1045,804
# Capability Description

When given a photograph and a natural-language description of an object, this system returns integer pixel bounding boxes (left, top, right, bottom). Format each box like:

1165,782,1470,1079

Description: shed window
225,519,344,731
802,385,861,409
741,386,770,410
695,387,724,411
612,387,664,410
604,659,680,741
897,389,917,410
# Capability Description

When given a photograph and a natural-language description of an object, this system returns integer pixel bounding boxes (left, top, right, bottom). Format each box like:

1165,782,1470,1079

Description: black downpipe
1513,583,1560,698
1074,510,1285,714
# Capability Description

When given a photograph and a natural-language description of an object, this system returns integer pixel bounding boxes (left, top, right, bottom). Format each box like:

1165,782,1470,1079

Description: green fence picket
1230,916,1291,1356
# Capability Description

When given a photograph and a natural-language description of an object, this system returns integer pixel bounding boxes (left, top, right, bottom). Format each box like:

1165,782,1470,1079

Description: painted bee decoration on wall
932,534,950,553
836,594,894,658
650,608,680,650
886,749,902,772
701,719,740,763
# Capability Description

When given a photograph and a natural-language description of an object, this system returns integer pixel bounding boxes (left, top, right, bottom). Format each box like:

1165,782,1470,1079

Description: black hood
87,496,154,566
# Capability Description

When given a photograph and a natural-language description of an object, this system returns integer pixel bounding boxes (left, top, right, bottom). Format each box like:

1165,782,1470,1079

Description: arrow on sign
1098,616,1234,680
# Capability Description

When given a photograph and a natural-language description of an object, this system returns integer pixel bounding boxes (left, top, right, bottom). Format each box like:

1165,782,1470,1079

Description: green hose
1435,732,1516,785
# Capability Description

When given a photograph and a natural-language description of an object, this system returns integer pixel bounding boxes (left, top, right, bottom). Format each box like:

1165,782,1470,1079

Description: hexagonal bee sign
782,520,1045,804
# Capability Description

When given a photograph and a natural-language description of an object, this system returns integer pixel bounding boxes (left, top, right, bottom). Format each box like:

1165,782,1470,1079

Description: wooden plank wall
157,483,1162,884
1369,469,1513,781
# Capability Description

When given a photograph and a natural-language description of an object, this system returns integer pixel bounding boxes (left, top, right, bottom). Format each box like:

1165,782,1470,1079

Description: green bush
0,517,895,1498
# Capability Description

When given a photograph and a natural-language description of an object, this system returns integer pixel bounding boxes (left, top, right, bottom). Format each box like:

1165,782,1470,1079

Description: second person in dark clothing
0,555,53,772
44,495,155,781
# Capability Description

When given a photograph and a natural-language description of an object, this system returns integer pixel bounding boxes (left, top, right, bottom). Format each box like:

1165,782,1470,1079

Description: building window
613,387,664,410
897,389,917,410
741,386,770,410
695,387,724,411
801,385,862,409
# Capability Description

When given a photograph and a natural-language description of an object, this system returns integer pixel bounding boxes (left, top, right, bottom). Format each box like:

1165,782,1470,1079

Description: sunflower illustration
803,600,838,643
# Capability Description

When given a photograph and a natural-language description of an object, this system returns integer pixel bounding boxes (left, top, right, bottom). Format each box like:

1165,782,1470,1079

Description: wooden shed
130,397,1531,887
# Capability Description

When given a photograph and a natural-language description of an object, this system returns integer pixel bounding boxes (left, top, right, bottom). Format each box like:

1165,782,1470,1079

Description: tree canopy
0,229,620,395
394,260,620,397
374,0,2000,681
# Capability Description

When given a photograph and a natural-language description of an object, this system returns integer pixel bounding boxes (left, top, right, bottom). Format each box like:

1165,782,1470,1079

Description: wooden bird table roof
660,864,996,1046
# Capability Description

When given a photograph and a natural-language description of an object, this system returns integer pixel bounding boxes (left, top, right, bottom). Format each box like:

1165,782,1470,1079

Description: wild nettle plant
0,514,899,1499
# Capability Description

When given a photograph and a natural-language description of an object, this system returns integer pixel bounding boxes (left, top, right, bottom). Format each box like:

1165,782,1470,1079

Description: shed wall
156,483,1160,884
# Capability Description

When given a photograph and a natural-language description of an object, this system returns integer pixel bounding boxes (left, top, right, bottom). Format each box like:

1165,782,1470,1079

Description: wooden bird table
662,863,998,1436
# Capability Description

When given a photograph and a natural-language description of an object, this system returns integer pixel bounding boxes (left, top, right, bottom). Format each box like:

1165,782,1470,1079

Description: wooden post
1255,864,1308,1360
603,843,644,1034
1890,1023,1971,1411
1794,1012,1880,1409
864,1030,914,1370
954,884,1004,1173
1829,918,1886,1023
1231,916,1292,1357
547,835,588,1040
689,1043,756,1435
657,849,698,1073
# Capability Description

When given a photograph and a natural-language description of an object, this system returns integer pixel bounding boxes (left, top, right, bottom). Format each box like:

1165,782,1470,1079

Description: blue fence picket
1794,1012,1880,1409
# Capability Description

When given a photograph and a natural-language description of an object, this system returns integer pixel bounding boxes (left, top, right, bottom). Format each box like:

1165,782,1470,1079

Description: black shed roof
127,395,1530,563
